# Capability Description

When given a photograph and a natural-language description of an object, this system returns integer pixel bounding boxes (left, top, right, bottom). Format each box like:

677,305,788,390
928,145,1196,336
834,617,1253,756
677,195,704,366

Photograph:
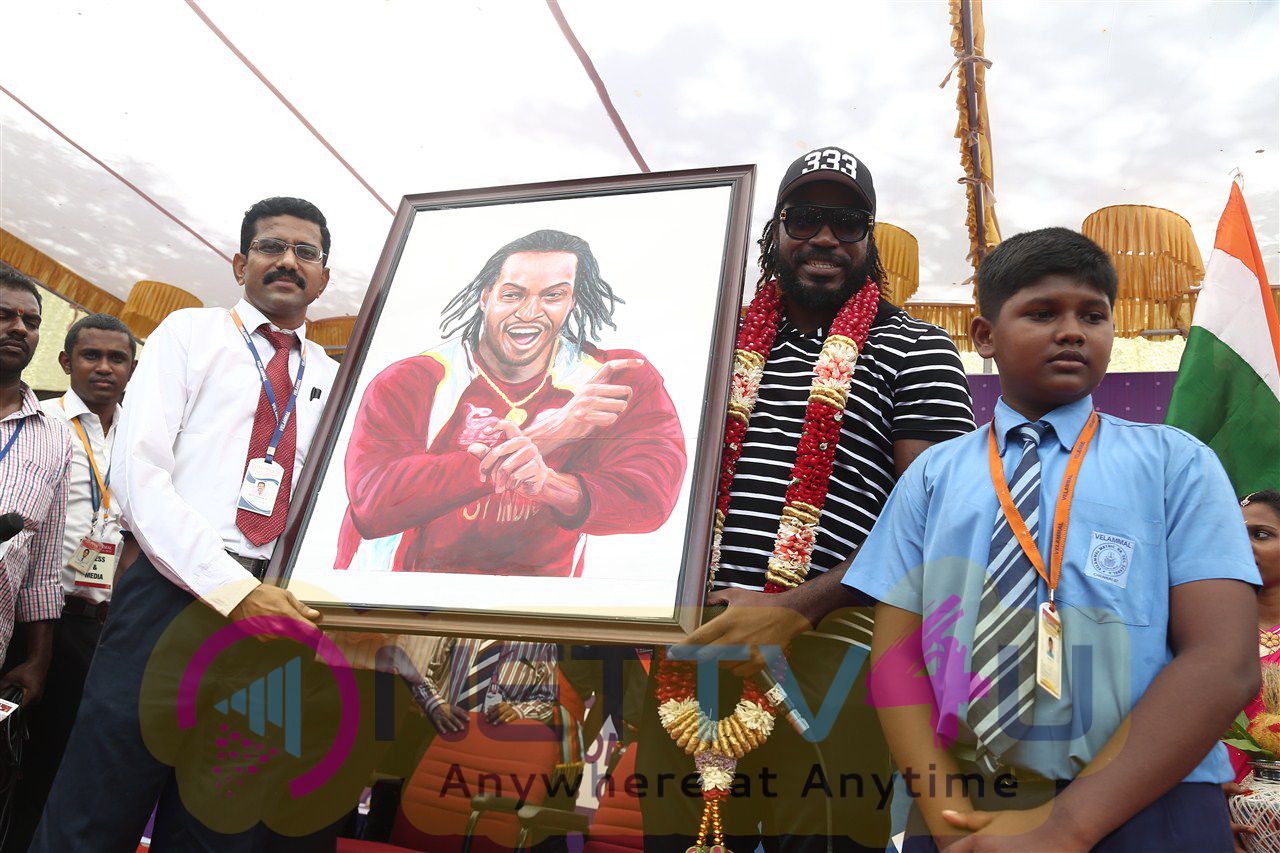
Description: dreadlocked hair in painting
439,229,624,350
755,216,889,297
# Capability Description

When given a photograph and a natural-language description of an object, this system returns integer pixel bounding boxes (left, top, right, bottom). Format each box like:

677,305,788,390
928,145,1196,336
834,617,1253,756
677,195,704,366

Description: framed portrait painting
272,165,755,643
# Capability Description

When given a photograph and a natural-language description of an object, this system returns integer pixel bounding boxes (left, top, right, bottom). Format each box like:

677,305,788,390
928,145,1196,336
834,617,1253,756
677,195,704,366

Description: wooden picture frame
269,165,756,643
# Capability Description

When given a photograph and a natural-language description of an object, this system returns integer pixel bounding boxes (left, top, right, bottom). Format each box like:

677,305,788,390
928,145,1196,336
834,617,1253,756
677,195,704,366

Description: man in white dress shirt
34,197,342,851
1,313,135,853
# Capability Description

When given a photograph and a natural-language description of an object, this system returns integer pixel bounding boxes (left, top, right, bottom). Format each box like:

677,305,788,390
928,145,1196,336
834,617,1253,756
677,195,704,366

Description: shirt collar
778,295,893,341
2,383,43,424
59,388,115,438
232,298,308,342
992,395,1095,453
59,388,92,421
777,315,828,341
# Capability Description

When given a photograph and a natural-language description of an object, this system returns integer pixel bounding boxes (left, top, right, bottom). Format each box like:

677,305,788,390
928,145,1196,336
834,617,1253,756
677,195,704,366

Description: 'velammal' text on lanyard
985,409,1099,609
230,309,306,464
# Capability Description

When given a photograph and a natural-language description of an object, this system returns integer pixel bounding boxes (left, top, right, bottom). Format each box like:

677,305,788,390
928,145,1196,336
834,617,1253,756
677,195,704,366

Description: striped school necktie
456,640,503,712
969,421,1050,773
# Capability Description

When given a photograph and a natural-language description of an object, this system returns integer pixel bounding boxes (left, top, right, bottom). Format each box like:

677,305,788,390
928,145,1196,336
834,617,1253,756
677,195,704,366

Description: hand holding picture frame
270,165,755,643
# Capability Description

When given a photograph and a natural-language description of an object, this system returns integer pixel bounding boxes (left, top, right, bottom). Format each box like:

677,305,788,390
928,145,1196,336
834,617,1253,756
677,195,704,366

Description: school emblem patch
1085,531,1135,589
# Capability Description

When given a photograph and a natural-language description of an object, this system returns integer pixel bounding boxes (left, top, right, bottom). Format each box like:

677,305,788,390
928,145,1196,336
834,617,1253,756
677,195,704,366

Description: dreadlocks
755,215,888,297
439,229,623,350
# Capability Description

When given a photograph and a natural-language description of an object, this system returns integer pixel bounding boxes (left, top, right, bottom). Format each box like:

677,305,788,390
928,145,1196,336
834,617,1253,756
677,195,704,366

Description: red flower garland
655,277,880,851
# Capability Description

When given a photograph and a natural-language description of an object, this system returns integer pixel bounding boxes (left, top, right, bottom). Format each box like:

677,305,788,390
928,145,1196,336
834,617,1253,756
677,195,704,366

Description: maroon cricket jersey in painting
336,340,686,576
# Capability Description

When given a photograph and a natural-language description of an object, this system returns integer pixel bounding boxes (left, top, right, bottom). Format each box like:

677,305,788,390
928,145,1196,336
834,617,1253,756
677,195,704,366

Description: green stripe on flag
1166,327,1280,497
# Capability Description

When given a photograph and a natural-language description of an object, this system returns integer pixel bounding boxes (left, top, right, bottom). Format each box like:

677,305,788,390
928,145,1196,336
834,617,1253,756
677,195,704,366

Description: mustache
796,248,853,271
264,268,305,287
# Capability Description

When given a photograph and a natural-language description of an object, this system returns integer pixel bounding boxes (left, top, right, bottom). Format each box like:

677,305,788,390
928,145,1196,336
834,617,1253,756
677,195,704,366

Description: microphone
0,513,23,544
700,601,811,734
754,667,810,735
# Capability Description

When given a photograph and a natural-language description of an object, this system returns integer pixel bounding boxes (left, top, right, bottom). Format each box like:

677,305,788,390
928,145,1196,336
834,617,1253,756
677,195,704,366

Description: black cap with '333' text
775,146,876,216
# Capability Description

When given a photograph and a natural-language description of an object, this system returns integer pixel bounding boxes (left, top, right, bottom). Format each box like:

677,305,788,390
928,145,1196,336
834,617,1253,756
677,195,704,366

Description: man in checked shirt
0,268,72,712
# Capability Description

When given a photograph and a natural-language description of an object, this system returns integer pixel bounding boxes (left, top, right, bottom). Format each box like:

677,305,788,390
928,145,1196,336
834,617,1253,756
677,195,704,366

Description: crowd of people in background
0,144,1274,853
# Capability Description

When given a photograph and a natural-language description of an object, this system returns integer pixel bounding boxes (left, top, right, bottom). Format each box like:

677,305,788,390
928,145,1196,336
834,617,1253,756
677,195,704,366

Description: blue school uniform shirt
843,394,1259,782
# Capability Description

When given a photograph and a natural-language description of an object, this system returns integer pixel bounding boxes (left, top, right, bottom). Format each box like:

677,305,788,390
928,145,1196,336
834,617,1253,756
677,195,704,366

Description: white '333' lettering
801,148,857,179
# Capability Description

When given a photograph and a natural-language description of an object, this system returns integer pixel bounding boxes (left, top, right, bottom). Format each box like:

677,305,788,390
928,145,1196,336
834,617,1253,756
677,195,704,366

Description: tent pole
960,0,988,265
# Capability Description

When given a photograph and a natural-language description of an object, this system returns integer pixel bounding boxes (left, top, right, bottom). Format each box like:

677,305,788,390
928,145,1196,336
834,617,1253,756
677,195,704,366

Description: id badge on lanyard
64,404,118,589
69,522,117,589
986,410,1098,700
230,310,305,517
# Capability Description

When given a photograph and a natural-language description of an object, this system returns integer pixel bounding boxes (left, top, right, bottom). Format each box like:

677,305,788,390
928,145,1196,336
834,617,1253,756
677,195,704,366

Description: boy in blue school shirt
842,228,1260,851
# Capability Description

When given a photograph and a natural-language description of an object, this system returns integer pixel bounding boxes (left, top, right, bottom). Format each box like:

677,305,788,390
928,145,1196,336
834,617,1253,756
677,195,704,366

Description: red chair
514,740,643,853
581,743,643,853
388,712,563,852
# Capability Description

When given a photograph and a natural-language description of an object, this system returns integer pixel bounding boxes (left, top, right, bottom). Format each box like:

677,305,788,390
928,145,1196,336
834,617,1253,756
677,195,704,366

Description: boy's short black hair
239,197,331,262
977,227,1117,320
65,313,136,358
0,265,44,309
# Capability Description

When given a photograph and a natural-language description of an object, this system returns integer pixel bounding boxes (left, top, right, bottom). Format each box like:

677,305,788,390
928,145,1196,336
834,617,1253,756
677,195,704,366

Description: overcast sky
1,0,1275,317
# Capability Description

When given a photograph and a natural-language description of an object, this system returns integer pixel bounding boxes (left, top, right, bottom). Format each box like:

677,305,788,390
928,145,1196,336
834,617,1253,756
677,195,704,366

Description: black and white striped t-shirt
715,300,975,646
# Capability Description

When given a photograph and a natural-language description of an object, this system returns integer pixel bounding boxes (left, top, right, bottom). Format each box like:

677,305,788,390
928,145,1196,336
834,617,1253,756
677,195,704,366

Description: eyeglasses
779,204,874,243
250,238,326,263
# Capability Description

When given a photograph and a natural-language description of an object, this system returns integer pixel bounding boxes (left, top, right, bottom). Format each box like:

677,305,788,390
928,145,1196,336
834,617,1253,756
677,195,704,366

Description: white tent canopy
2,0,1275,320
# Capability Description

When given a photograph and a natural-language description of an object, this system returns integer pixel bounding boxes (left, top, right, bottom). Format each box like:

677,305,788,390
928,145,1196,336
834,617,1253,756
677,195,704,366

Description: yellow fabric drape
0,226,124,315
1081,205,1205,338
948,0,1001,272
120,280,202,338
906,302,976,352
308,315,356,357
875,223,920,306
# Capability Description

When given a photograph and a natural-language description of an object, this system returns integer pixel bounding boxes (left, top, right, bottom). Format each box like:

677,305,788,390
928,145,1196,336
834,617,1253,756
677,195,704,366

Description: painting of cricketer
335,229,687,577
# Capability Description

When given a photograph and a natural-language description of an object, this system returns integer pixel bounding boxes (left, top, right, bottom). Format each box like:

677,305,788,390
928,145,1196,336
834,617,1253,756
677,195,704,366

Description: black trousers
32,557,357,852
1,607,102,853
637,628,892,853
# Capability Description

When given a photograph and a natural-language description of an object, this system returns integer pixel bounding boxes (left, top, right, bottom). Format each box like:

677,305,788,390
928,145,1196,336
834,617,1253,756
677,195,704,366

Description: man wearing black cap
637,148,975,851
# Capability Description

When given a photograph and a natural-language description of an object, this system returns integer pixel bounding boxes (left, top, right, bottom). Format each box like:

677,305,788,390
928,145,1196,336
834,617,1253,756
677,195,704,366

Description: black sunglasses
779,204,874,243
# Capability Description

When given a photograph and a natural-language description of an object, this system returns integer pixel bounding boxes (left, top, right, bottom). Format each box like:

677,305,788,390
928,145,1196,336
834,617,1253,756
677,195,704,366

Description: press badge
1037,601,1063,699
238,458,284,516
70,534,117,590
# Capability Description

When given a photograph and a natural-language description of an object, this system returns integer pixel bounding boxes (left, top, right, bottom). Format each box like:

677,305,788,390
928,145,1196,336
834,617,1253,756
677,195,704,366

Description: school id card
1037,601,1063,699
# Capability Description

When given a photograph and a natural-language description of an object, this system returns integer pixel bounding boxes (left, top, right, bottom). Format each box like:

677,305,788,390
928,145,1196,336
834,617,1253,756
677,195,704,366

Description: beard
775,246,876,310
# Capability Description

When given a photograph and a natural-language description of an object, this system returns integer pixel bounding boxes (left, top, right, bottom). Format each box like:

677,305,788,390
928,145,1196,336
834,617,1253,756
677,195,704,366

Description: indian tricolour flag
1166,182,1280,496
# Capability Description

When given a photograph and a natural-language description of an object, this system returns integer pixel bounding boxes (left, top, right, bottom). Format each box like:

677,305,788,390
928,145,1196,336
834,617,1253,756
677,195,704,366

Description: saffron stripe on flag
1167,182,1280,496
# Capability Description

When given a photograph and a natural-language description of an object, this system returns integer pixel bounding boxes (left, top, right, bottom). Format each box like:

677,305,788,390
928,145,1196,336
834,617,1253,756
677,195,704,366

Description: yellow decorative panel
0,226,124,315
905,301,976,352
875,222,920,306
1082,205,1205,338
308,315,356,355
120,280,202,338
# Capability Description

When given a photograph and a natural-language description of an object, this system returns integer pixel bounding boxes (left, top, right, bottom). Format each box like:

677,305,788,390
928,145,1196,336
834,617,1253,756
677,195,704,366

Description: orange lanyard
60,396,111,516
985,410,1099,608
